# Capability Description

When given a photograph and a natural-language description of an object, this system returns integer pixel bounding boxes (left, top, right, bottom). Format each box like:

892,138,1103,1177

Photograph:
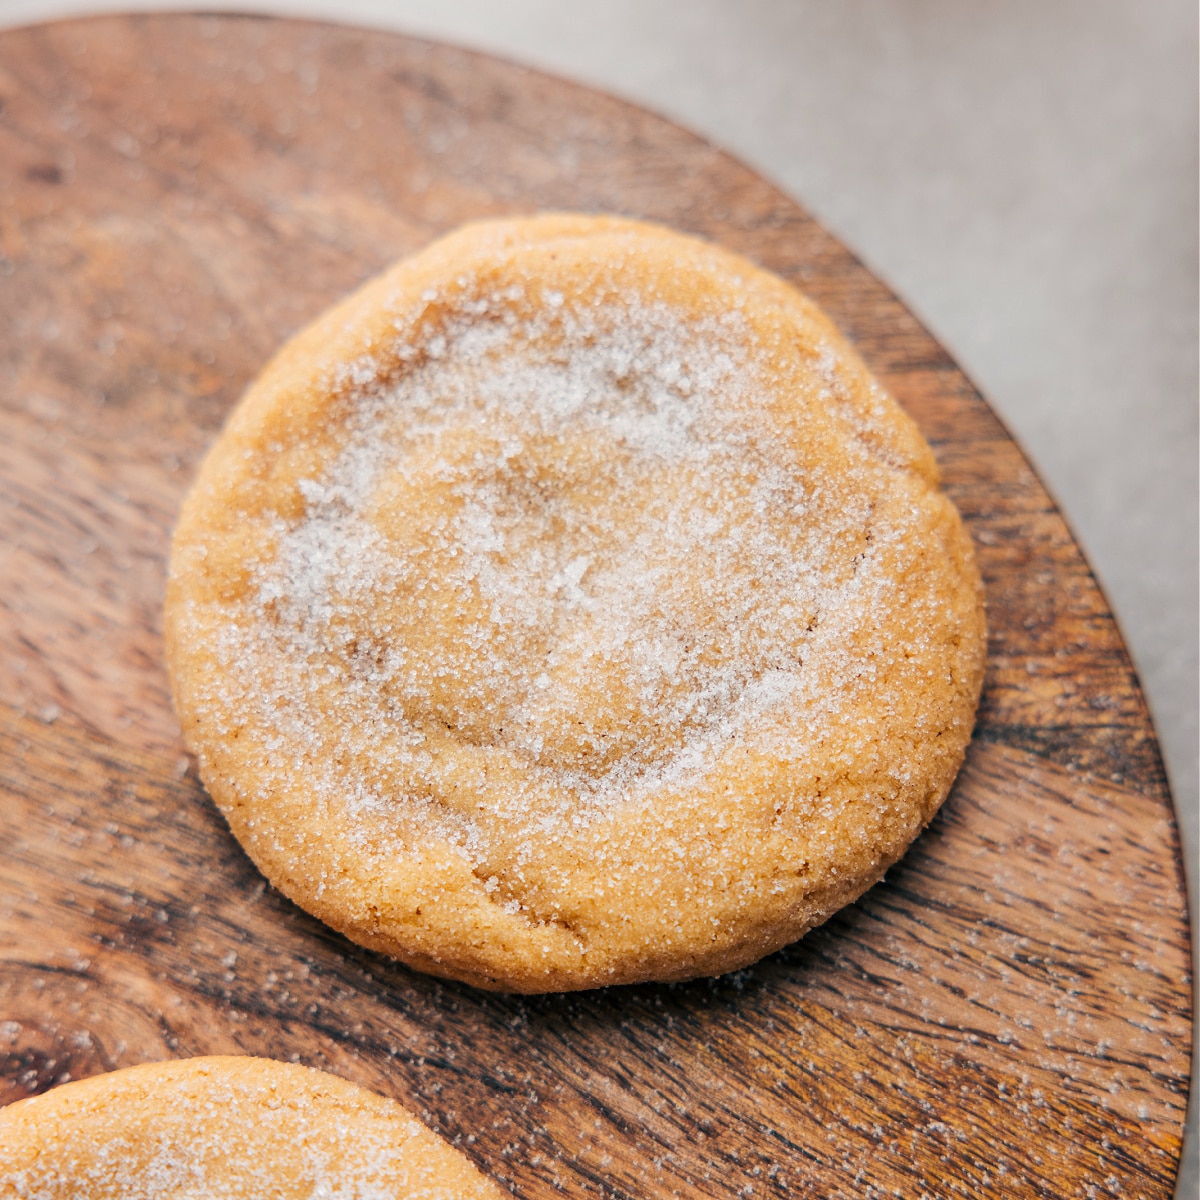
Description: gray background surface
1,1,1195,1193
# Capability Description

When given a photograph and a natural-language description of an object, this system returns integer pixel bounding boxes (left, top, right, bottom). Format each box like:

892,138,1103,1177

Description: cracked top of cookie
165,215,985,992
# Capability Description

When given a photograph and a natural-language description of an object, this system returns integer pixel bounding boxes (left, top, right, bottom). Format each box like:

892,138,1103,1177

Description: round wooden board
0,13,1191,1198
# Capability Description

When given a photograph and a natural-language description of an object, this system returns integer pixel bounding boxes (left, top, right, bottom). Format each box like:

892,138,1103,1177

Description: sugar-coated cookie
0,1055,504,1198
165,215,986,992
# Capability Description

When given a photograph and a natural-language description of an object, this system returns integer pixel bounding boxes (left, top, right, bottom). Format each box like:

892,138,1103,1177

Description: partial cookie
0,1055,504,1199
165,215,986,992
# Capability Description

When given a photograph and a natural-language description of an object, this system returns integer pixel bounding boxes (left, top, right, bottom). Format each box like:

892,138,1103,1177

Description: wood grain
0,13,1191,1198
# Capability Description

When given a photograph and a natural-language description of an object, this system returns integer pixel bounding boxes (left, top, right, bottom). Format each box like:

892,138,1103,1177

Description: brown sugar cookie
0,1055,505,1198
165,215,986,993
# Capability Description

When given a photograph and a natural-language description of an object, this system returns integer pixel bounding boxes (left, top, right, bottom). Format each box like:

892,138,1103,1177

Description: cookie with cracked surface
165,215,986,992
0,1055,505,1198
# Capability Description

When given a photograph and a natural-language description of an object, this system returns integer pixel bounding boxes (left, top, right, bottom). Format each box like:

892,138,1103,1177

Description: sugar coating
165,216,986,992
0,1056,504,1198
